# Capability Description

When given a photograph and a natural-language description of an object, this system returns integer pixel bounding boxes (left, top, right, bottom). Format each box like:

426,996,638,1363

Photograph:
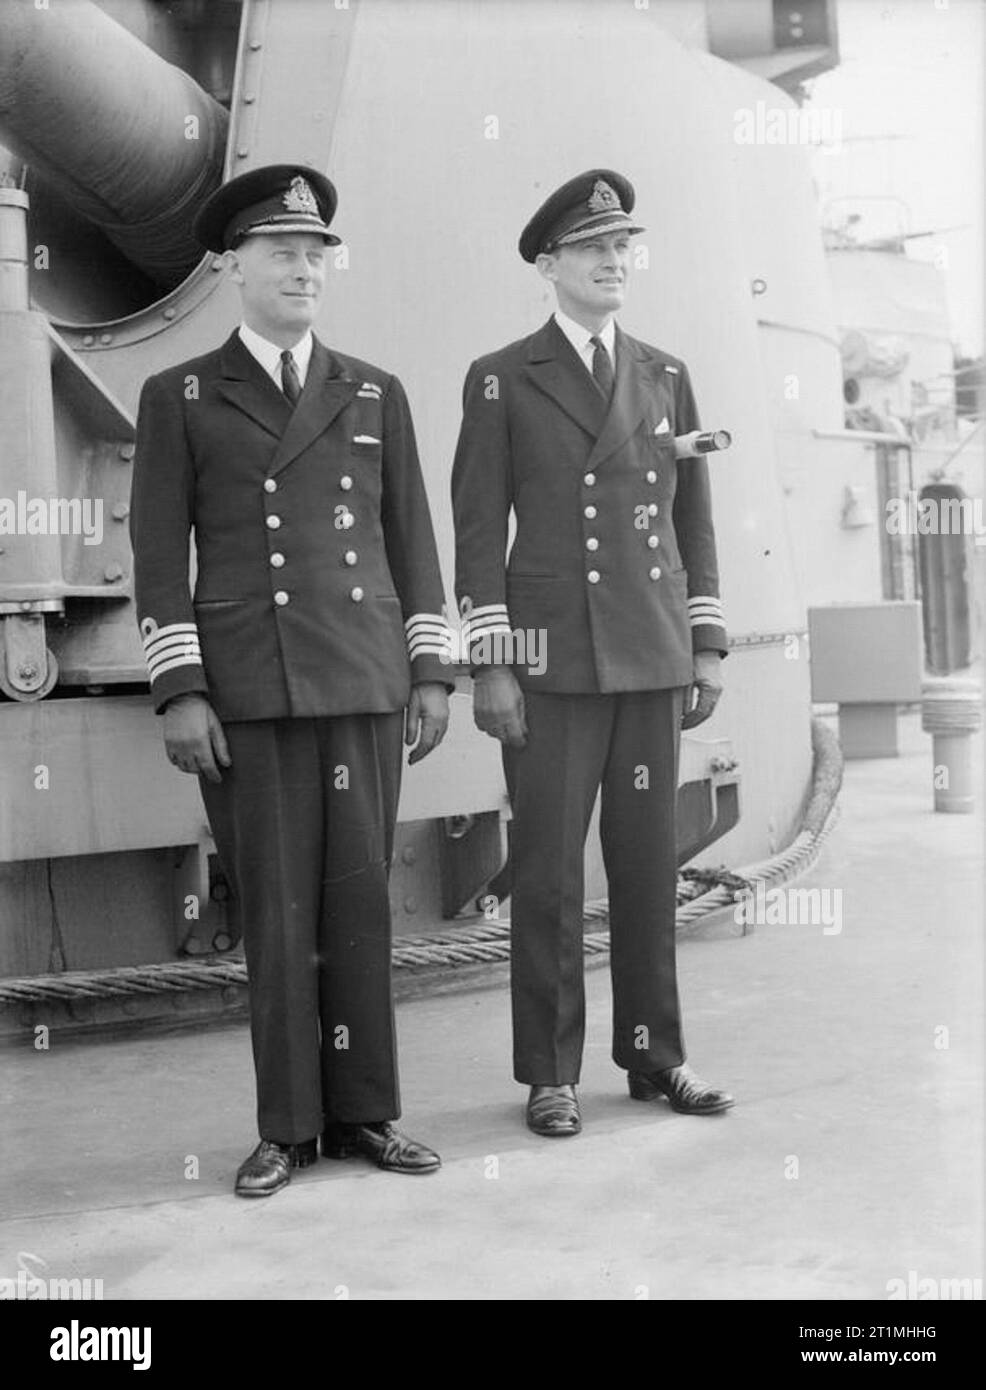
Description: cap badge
587,179,621,213
283,176,319,215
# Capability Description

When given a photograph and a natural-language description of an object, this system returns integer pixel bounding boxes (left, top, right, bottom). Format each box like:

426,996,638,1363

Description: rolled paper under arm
674,429,732,459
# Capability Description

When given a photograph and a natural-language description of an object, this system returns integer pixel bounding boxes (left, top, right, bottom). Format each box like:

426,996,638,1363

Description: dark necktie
590,335,614,400
280,349,302,406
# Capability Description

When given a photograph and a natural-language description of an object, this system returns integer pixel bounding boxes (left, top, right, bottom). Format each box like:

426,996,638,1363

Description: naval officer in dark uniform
452,170,734,1137
131,165,452,1195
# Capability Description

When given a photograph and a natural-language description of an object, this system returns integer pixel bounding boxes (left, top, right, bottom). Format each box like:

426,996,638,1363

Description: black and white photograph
0,0,982,1342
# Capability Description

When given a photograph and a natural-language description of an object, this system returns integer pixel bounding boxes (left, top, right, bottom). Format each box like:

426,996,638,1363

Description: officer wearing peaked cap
452,169,735,1138
131,164,453,1196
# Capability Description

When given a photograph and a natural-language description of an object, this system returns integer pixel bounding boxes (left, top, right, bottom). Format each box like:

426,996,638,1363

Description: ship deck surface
2,709,982,1300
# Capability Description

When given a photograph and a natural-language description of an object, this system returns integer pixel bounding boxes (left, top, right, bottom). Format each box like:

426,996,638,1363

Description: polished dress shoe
234,1137,318,1198
628,1062,734,1114
322,1121,441,1174
526,1083,581,1137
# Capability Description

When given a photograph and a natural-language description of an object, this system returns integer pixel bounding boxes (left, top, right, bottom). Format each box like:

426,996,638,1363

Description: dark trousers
200,713,404,1143
503,687,686,1085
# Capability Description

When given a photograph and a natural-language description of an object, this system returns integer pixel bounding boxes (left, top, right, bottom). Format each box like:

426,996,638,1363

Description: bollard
920,678,982,813
918,484,974,675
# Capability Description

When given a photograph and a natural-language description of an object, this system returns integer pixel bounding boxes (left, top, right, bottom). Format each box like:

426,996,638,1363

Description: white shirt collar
553,309,616,369
238,323,314,387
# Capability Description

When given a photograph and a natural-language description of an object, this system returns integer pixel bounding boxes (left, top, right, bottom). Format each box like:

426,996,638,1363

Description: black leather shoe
526,1084,581,1137
628,1063,734,1114
322,1122,441,1174
234,1138,318,1198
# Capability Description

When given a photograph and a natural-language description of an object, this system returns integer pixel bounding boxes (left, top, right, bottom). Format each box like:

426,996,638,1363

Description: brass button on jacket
451,317,727,693
130,333,451,719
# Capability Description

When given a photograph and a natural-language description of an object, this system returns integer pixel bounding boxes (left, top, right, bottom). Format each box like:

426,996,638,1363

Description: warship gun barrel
0,0,229,287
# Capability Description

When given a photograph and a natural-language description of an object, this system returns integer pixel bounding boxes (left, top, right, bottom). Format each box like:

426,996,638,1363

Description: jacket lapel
215,331,293,440
522,318,607,440
269,337,360,476
214,332,360,472
585,327,653,471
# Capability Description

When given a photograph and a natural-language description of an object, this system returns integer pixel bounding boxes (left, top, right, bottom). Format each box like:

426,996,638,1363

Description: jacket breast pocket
648,434,677,461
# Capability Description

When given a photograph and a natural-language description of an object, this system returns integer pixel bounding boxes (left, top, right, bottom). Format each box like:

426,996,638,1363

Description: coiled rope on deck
0,719,842,1005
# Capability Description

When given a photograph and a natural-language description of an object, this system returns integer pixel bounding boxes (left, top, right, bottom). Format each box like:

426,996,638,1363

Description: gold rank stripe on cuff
141,621,203,682
687,596,726,629
404,613,454,662
462,603,512,660
462,604,512,637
